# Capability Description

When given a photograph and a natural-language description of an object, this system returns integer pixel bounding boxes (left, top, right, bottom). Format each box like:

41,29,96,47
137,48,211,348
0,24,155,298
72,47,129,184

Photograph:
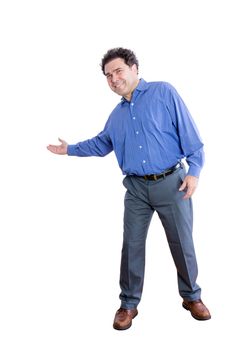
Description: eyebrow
105,67,123,76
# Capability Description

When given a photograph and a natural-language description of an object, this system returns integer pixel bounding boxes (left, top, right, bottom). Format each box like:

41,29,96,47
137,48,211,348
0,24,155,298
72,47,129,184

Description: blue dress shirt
67,79,204,177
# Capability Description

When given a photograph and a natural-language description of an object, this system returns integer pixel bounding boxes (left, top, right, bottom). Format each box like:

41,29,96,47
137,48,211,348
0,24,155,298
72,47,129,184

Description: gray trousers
119,166,201,309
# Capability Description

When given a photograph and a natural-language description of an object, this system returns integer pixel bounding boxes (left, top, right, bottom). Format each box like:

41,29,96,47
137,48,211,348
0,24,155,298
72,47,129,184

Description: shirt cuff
187,165,201,178
67,144,78,156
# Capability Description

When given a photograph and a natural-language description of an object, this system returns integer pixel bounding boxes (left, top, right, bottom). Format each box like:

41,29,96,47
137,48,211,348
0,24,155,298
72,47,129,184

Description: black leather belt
142,163,182,181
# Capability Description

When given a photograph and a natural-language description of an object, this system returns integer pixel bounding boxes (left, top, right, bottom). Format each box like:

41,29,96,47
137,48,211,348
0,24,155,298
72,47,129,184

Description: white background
0,0,232,349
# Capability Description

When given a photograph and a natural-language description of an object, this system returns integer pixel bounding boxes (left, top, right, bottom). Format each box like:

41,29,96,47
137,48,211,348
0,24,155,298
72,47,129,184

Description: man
47,48,211,330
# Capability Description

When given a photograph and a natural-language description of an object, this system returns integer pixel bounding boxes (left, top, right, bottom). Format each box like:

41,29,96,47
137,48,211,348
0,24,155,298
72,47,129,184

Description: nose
111,72,119,84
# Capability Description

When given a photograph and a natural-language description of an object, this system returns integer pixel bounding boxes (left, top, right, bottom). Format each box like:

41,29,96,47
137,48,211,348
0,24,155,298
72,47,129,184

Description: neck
124,79,140,101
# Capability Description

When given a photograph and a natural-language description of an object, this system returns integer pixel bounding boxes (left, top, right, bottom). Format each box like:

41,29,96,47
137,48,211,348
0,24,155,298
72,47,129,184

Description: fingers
47,138,67,155
179,180,191,199
182,187,194,200
179,182,194,199
58,137,66,144
47,144,59,153
179,181,186,192
179,176,198,200
47,137,68,154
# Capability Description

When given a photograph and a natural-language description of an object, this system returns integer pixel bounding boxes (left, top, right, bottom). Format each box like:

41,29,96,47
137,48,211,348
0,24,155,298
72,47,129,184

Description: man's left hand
179,175,199,199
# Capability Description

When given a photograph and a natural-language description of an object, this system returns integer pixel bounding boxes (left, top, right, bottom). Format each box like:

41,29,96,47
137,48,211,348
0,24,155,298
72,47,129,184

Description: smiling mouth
113,81,124,89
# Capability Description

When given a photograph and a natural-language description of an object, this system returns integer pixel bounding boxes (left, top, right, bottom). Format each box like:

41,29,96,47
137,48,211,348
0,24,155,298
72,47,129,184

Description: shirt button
142,160,146,164
136,131,139,135
131,102,134,106
132,117,136,120
139,145,142,149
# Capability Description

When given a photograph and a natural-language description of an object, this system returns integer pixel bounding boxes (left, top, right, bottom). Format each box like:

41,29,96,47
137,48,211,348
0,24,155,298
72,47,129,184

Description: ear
131,63,138,74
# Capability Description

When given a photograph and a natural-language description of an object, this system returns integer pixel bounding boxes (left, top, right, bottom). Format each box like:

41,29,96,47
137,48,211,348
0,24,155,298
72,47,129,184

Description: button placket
129,100,147,168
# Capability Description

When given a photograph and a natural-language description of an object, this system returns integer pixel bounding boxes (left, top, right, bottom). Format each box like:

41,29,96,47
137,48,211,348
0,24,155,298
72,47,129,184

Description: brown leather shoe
182,299,211,320
113,308,138,330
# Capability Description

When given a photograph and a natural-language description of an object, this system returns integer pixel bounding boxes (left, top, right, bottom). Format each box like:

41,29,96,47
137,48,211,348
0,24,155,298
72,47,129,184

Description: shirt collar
121,78,148,104
135,78,148,91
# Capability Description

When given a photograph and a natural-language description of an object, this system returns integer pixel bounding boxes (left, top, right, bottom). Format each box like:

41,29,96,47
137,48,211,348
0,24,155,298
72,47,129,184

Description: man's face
104,58,139,101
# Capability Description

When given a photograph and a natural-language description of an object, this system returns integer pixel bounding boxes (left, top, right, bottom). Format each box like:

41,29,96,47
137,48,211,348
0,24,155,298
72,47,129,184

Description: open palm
47,138,68,155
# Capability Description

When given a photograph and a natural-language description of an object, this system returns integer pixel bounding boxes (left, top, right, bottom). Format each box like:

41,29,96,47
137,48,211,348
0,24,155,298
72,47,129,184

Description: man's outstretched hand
47,138,68,155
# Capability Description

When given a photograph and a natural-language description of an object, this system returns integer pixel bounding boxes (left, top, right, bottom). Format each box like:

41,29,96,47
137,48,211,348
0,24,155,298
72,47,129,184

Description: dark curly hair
101,47,139,75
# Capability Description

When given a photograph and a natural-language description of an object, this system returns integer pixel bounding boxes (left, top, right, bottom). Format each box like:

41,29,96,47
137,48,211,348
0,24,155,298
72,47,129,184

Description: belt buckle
153,174,157,181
